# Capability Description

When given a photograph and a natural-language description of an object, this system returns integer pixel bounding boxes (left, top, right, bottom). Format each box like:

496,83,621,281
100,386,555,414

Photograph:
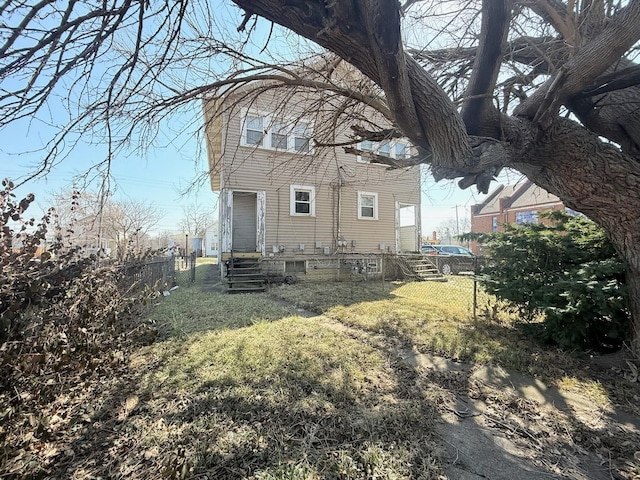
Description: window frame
244,113,265,147
290,185,316,217
241,109,313,154
271,120,289,150
357,191,379,220
293,122,312,154
285,260,307,274
515,210,539,224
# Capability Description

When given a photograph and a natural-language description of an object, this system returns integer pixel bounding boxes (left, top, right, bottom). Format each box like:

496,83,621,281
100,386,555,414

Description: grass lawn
112,277,444,479
22,269,639,479
269,279,581,379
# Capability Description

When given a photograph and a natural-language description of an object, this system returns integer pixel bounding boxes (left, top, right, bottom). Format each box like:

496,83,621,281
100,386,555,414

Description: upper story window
378,141,391,157
241,109,313,154
290,185,316,216
360,140,374,153
294,124,311,153
358,191,378,220
515,210,538,224
271,121,289,150
357,139,412,164
245,115,264,146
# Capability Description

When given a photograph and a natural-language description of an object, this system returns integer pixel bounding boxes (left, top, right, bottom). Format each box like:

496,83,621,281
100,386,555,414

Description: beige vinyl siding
210,91,421,256
509,183,562,209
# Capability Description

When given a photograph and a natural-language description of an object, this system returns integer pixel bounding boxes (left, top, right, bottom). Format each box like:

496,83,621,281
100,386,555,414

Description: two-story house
204,77,422,287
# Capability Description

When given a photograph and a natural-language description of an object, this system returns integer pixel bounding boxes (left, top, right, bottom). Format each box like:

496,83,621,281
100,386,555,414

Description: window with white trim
395,143,407,159
357,139,412,163
241,110,313,154
245,114,264,146
358,191,378,220
379,141,391,157
290,185,315,216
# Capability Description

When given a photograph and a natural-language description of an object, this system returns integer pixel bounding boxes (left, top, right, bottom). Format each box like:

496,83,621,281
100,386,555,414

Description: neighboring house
470,180,566,255
203,225,219,257
203,77,421,281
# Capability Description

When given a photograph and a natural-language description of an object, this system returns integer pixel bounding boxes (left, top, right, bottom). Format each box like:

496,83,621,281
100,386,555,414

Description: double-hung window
245,114,264,146
395,143,407,159
271,121,289,150
358,191,378,220
378,141,391,157
242,110,313,154
294,123,311,153
290,185,315,216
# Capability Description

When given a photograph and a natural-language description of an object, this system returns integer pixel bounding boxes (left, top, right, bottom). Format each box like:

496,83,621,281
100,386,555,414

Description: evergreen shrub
468,211,629,351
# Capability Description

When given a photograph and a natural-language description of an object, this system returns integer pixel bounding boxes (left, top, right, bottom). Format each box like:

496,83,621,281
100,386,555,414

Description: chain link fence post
473,256,478,320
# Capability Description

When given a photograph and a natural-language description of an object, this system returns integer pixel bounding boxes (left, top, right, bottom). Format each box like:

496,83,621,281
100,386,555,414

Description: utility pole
452,205,461,240
96,173,110,257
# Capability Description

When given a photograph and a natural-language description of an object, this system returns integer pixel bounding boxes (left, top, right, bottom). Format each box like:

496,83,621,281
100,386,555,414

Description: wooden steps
401,254,446,282
225,256,266,293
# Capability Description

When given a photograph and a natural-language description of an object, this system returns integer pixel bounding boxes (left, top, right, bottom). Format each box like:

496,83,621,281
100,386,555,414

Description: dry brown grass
6,271,638,479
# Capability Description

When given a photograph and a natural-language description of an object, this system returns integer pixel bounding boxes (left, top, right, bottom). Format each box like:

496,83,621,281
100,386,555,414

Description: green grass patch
11,265,638,479
127,292,442,479
268,280,600,381
149,288,290,336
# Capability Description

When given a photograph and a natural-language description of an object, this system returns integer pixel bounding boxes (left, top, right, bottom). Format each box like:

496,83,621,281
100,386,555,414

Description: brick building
470,180,566,255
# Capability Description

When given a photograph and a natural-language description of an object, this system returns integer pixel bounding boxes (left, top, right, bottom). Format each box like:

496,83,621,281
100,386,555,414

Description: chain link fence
114,252,197,292
380,254,498,320
173,252,197,286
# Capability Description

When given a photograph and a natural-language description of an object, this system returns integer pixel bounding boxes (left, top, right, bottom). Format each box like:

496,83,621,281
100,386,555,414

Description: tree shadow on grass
39,316,445,479
45,314,633,480
417,320,640,479
15,278,639,480
266,279,640,478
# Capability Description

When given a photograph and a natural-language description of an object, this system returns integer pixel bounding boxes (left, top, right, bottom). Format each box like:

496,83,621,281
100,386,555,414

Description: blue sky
2,114,216,234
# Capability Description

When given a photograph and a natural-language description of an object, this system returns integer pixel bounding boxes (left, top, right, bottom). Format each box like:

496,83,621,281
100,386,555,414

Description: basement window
285,260,306,274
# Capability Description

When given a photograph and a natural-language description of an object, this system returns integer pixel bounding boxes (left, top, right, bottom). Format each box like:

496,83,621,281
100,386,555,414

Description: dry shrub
0,180,158,478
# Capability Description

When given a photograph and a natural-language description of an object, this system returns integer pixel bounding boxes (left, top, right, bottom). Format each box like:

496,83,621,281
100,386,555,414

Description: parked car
421,243,438,254
433,245,476,275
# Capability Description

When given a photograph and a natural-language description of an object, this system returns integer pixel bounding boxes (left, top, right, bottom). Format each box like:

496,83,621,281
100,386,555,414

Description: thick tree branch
461,0,511,137
574,64,640,98
516,0,640,124
231,0,473,167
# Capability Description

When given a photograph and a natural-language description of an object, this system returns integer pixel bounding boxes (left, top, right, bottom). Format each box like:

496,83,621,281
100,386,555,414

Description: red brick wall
471,204,564,254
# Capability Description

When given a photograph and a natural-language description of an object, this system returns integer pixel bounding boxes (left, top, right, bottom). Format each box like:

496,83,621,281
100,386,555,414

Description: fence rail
119,256,176,292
